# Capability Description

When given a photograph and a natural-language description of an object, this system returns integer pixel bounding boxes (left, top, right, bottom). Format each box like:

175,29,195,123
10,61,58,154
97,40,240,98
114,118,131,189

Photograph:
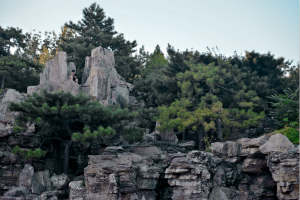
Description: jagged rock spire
27,46,133,106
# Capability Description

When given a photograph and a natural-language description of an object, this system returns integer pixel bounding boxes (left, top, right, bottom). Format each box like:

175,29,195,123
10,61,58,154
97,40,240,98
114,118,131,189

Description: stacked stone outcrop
27,46,133,106
73,133,298,200
81,46,133,105
27,52,80,96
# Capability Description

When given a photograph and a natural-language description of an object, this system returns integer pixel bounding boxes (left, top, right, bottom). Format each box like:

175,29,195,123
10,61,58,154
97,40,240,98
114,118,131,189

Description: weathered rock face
0,90,38,195
82,46,133,105
80,134,298,200
268,150,299,200
211,133,299,200
69,181,86,200
26,46,133,106
83,146,166,200
165,151,221,200
27,51,80,96
0,89,25,138
1,164,70,200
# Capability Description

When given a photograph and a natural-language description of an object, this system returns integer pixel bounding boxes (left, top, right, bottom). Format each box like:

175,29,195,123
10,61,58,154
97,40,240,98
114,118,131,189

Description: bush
122,128,144,144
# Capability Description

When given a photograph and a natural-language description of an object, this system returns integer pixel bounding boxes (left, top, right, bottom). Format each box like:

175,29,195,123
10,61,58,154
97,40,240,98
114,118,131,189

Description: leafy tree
59,3,141,82
23,30,58,64
10,91,134,174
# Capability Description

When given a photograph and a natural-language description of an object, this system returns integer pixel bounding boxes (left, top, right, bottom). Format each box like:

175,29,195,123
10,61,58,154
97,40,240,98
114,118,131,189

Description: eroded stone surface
0,89,25,138
69,181,86,200
259,134,295,154
27,51,79,96
82,46,133,105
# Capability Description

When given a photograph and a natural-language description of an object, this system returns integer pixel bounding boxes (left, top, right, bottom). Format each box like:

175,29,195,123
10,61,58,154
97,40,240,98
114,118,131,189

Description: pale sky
0,0,299,63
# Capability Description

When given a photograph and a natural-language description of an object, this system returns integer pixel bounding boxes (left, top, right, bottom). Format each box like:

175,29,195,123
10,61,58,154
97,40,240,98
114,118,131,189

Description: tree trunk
63,141,72,174
217,118,223,140
1,76,5,89
198,129,204,150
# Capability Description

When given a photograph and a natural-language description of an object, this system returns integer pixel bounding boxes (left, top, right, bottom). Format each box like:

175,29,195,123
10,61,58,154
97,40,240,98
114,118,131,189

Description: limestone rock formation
259,133,295,154
81,46,133,105
211,134,299,200
84,146,166,200
27,52,80,96
165,151,221,200
0,89,25,138
69,181,86,200
26,46,133,106
80,134,298,200
1,164,70,200
18,164,34,191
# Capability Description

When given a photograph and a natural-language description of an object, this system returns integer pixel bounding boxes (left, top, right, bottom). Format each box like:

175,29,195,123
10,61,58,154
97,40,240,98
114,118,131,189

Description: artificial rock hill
28,46,133,106
0,47,299,200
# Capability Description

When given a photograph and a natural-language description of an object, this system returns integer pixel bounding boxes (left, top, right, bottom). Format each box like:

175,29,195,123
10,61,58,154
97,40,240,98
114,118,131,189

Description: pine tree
59,3,141,83
10,91,134,174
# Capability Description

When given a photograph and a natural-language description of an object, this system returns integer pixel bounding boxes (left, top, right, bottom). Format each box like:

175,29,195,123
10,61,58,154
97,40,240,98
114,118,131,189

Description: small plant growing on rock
12,145,46,161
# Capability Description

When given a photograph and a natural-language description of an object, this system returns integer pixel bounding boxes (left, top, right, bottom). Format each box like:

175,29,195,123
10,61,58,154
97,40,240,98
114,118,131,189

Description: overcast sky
0,0,299,63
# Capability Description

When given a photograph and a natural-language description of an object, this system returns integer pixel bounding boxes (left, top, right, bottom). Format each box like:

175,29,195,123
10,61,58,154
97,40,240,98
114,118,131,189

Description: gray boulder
0,89,25,138
3,186,29,197
50,174,69,190
209,187,241,200
31,170,52,194
259,134,295,154
18,164,34,190
69,181,86,200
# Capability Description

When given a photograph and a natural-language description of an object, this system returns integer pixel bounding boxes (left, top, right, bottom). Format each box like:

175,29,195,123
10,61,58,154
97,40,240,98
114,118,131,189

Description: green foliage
0,26,26,57
0,56,42,92
269,88,299,128
203,135,213,152
122,128,144,144
12,124,25,133
134,45,177,107
12,145,46,161
72,126,116,145
157,60,266,148
10,91,135,173
59,3,141,82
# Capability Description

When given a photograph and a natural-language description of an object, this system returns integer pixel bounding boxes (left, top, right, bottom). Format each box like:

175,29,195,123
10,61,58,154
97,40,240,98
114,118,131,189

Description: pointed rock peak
90,46,115,69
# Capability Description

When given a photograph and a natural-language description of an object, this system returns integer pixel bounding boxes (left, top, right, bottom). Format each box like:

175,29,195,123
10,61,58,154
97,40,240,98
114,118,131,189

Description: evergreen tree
0,56,42,92
59,3,141,83
134,45,177,107
10,91,134,174
158,61,265,148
